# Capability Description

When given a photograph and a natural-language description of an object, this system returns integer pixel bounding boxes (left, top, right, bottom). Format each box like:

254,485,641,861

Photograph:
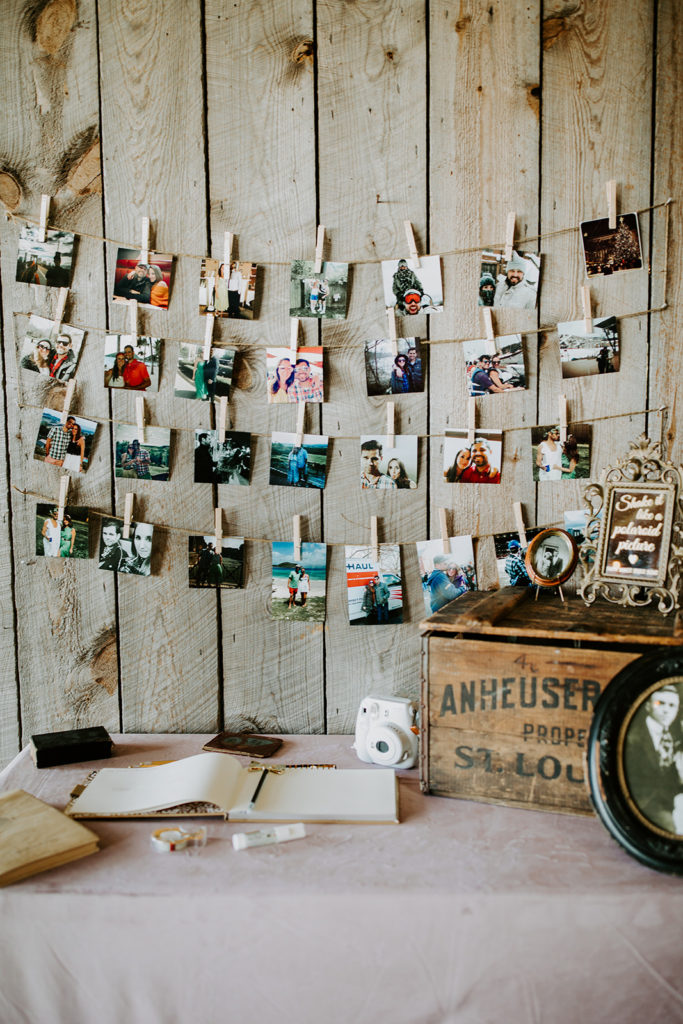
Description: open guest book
65,752,399,824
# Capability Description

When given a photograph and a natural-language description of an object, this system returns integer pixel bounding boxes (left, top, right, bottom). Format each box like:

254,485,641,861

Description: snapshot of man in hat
492,250,539,310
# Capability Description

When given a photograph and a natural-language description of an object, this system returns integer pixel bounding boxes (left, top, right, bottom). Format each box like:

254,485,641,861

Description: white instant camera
353,695,419,769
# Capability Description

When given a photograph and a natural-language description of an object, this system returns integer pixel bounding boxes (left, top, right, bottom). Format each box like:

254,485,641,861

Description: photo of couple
174,342,235,401
114,425,171,481
289,260,349,320
345,544,403,625
381,255,443,316
462,336,526,396
98,517,154,577
15,225,75,288
34,410,98,475
194,430,251,486
112,248,173,309
199,258,257,319
266,347,324,404
271,542,327,622
188,536,245,589
104,335,161,392
360,436,418,490
417,537,477,616
532,424,591,481
20,315,85,383
478,249,540,310
269,432,328,489
35,504,89,559
443,430,503,484
364,337,424,396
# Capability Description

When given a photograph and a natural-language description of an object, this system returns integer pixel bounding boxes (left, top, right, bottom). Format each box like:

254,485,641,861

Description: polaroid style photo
98,517,154,576
532,423,592,482
36,504,90,559
114,424,171,481
581,213,642,277
266,346,324,404
364,337,424,396
289,260,348,320
381,255,443,316
417,536,477,618
557,316,619,378
19,314,85,383
462,335,525,396
478,249,540,311
189,535,245,589
270,542,327,622
360,435,418,490
199,258,258,320
345,544,403,625
443,429,502,484
493,528,545,589
194,429,251,486
112,247,173,309
174,342,236,401
34,409,98,474
16,225,75,288
104,335,161,392
269,432,328,490
564,507,601,547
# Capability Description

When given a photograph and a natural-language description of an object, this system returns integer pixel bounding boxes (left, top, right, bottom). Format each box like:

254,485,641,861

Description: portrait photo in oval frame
524,528,578,587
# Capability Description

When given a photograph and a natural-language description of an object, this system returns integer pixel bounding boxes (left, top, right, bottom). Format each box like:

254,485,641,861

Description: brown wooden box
419,588,683,816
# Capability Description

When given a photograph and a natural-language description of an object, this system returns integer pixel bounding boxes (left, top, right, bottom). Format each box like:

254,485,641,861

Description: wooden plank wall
0,0,680,767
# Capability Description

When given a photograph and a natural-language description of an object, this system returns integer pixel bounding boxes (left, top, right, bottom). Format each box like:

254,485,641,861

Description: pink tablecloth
1,734,682,1024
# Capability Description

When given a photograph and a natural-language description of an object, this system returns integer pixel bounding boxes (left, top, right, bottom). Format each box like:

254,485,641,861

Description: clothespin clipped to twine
559,395,568,445
54,288,69,334
582,285,593,334
295,401,305,447
214,508,223,553
370,516,379,568
136,396,145,444
139,216,150,266
203,312,214,360
217,396,228,443
387,308,398,356
38,194,50,243
606,180,617,230
224,231,234,270
289,317,299,361
386,402,395,448
504,211,516,263
513,501,528,548
57,474,69,525
313,225,325,274
122,492,134,541
128,297,138,337
403,221,420,268
293,515,301,562
60,380,76,423
439,508,450,555
482,305,495,344
467,397,476,446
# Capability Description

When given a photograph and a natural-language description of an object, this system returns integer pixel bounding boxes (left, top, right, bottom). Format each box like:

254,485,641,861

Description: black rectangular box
29,727,114,768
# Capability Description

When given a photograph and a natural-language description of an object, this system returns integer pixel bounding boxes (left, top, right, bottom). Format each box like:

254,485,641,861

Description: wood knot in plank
35,0,77,55
88,628,118,696
291,39,314,68
542,9,579,50
0,171,22,211
66,139,101,196
233,357,252,390
526,84,540,118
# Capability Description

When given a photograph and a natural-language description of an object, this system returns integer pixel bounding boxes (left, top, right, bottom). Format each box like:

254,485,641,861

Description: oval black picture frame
588,647,683,874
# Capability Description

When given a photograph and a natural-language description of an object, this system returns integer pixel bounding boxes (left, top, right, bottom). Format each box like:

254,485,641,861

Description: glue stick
232,822,306,851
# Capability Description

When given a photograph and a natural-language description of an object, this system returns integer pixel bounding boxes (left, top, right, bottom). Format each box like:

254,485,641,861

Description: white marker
232,822,306,851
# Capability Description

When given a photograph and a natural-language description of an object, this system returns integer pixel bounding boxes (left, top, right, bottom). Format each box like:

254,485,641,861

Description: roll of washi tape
151,827,192,853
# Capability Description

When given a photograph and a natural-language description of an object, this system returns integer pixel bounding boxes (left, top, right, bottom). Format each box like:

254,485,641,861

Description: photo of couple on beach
271,542,327,622
104,335,161,392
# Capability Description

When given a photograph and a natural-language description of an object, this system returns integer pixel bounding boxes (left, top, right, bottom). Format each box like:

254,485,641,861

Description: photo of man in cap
493,251,539,309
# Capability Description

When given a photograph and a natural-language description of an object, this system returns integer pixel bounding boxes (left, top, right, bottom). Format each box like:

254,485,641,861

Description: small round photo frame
587,648,683,874
524,528,578,587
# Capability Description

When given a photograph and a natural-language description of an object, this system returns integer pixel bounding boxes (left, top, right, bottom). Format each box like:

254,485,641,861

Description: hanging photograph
104,335,161,392
493,528,545,589
193,429,251,486
35,504,90,559
557,316,619,378
19,315,85,382
364,337,424,395
270,542,327,622
189,536,245,589
381,255,443,316
345,544,403,625
360,435,418,490
174,342,236,401
416,536,477,617
462,335,525,396
532,423,592,481
114,424,171,482
34,409,98,474
266,346,324,403
443,429,502,484
112,248,174,309
289,260,348,320
269,432,328,489
478,249,540,310
98,517,154,576
581,213,642,277
199,258,258,319
16,224,75,288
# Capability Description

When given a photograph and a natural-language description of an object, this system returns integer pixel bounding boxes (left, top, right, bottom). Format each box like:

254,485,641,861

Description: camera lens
376,740,390,753
368,725,409,765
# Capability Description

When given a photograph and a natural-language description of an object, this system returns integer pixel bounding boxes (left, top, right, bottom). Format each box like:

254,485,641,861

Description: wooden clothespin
295,401,305,447
582,285,593,334
370,516,379,567
482,305,495,344
403,221,420,268
136,396,145,444
293,515,301,562
224,231,234,270
139,216,150,266
289,317,299,360
54,288,69,333
467,397,476,445
606,180,617,230
513,501,528,547
439,508,450,555
386,402,395,448
128,297,138,337
122,492,134,541
313,225,325,274
387,308,398,356
60,379,76,423
559,395,568,445
214,508,223,553
504,211,516,263
217,396,228,443
203,312,214,360
38,194,50,243
57,475,69,524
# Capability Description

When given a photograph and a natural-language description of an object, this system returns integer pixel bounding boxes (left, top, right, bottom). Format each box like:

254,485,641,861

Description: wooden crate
419,588,683,816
